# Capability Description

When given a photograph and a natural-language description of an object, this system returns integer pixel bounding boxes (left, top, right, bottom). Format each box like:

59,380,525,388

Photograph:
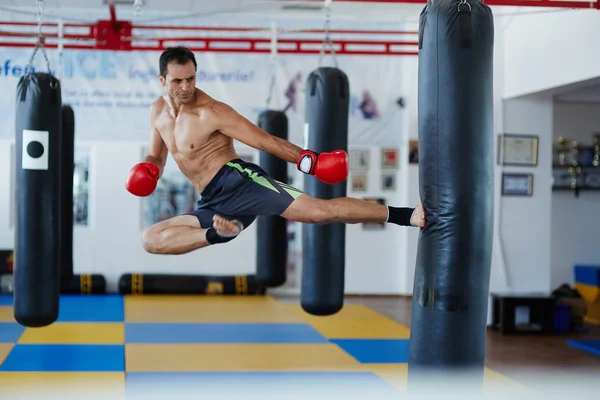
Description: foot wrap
205,220,244,245
386,206,416,227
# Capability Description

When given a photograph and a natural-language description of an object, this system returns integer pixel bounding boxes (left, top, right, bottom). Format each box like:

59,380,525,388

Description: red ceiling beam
0,0,597,54
0,21,419,55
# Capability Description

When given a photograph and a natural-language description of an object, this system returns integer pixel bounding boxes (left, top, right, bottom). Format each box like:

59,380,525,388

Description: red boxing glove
125,162,160,197
297,149,349,184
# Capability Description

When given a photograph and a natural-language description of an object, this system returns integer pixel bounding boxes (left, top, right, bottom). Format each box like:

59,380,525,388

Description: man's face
159,60,196,104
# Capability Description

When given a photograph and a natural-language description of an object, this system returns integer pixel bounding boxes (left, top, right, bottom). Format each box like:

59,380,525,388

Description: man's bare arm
145,105,168,178
208,101,303,164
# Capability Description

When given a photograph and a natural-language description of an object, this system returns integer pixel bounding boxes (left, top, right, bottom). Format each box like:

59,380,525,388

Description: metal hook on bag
26,0,53,76
458,0,472,12
318,0,338,68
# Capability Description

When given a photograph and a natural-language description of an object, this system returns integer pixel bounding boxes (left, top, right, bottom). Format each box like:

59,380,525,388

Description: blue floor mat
568,339,600,357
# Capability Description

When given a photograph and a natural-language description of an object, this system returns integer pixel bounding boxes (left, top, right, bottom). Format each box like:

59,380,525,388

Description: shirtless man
125,46,425,254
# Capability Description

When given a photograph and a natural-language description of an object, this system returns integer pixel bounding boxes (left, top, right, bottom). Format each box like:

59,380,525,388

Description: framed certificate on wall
502,173,533,196
498,133,539,167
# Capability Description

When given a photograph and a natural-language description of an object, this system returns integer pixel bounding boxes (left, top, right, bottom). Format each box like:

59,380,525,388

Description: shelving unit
552,165,600,197
552,136,600,197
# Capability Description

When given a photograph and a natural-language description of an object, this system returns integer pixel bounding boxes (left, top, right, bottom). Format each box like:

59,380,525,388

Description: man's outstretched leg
280,194,425,227
142,214,244,255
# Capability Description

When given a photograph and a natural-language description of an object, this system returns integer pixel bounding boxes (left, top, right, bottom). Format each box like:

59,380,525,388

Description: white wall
2,6,595,298
0,140,260,292
500,96,554,292
0,141,12,248
0,11,418,295
551,102,600,289
492,7,600,295
0,138,414,295
490,15,510,294
341,145,412,295
0,137,415,294
503,9,600,99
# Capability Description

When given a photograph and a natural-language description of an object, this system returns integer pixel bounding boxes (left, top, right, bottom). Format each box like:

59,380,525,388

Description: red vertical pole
107,0,117,26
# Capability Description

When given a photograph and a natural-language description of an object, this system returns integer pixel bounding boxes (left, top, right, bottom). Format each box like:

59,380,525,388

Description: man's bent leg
141,214,249,255
280,194,424,227
141,215,210,255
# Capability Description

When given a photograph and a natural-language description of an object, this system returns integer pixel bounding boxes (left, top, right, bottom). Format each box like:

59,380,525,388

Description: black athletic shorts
184,158,303,230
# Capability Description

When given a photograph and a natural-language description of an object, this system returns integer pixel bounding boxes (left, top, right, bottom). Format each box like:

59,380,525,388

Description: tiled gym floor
0,294,527,398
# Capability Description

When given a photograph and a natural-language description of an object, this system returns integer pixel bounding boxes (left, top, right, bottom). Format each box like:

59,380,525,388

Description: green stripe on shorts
275,180,303,199
226,161,303,199
226,161,279,193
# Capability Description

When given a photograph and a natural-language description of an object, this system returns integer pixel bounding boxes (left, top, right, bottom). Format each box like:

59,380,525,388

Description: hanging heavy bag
13,72,63,327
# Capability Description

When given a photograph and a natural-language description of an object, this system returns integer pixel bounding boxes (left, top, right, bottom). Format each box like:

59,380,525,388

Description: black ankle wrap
205,220,244,245
387,206,415,226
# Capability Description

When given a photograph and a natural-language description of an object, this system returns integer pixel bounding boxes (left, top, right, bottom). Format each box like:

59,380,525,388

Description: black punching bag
301,67,349,316
59,105,75,284
408,0,494,391
13,73,62,327
256,110,288,287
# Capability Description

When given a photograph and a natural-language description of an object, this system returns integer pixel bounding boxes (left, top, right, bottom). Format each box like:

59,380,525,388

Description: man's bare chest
155,113,209,151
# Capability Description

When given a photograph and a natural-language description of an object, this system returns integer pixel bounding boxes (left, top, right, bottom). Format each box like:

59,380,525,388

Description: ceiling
523,76,600,104
0,0,572,25
554,83,600,104
0,0,427,23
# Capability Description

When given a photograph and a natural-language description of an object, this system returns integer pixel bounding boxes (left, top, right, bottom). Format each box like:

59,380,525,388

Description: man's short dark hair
159,46,197,77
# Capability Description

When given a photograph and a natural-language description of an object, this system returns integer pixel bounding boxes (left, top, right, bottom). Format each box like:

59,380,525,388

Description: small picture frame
408,140,419,164
381,173,396,191
351,174,367,192
350,148,370,171
502,173,533,196
381,147,399,169
362,197,386,230
498,133,539,167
